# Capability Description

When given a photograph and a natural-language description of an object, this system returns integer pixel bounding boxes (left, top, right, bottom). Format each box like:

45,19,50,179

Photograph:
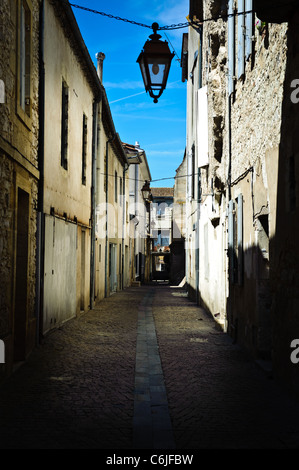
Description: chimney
96,52,105,82
135,141,140,149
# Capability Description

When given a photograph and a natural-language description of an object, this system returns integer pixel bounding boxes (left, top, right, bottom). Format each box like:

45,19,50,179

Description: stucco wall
43,0,94,225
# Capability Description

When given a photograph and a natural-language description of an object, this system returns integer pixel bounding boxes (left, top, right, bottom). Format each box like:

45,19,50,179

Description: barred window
17,0,32,124
61,80,69,170
82,114,87,185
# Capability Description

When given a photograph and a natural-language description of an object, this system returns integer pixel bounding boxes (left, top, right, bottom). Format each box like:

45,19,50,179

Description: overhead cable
69,2,260,30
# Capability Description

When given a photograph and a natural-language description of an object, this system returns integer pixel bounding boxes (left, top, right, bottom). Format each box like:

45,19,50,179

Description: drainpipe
135,164,139,279
90,99,99,309
105,134,116,297
36,0,45,345
225,0,235,335
90,53,104,308
122,163,129,290
195,25,203,305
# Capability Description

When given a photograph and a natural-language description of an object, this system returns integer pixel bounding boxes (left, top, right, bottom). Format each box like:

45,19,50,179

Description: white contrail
110,91,146,104
109,80,183,104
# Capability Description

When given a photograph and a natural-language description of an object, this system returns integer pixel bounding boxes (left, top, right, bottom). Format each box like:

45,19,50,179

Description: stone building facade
95,87,129,300
0,0,40,378
39,0,103,334
171,155,187,285
124,142,152,284
151,188,174,281
183,0,299,396
0,0,154,382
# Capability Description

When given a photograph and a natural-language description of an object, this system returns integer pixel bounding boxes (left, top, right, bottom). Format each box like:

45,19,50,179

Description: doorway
14,188,29,362
109,243,117,293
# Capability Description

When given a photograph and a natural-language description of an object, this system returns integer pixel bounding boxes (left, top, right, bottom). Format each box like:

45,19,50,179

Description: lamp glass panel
147,56,169,87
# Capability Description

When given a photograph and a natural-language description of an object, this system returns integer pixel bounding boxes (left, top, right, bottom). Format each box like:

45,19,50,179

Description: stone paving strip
133,289,175,449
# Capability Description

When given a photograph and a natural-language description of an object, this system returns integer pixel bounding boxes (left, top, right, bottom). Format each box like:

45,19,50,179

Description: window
82,114,87,185
18,0,32,121
115,171,118,202
237,0,245,79
288,155,296,212
61,80,69,169
229,0,254,89
119,177,122,205
228,194,243,285
157,202,166,218
256,214,269,283
189,0,203,21
0,80,4,104
187,146,195,201
228,0,235,95
245,0,253,60
192,144,195,199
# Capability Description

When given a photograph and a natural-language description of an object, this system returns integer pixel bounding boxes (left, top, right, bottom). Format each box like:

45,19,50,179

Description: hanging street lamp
137,23,175,103
141,180,152,202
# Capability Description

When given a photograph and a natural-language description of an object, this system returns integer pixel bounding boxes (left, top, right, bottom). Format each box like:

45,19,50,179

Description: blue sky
71,0,188,187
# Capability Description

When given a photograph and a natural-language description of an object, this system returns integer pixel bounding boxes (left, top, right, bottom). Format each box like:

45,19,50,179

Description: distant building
151,187,174,281
123,141,152,284
95,86,129,299
171,155,187,285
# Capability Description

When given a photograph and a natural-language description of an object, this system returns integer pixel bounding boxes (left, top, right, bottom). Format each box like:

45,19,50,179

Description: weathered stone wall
0,156,14,339
184,0,294,357
0,0,40,164
228,20,288,357
0,0,40,378
230,23,287,183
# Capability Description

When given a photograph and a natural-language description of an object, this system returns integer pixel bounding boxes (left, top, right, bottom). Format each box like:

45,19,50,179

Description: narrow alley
0,284,299,450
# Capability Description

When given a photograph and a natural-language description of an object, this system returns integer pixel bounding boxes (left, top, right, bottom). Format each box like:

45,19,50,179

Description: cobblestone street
1,284,299,450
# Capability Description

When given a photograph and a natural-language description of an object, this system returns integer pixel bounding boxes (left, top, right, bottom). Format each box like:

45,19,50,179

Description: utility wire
100,166,255,189
68,1,296,31
69,2,153,29
69,2,259,30
99,171,196,184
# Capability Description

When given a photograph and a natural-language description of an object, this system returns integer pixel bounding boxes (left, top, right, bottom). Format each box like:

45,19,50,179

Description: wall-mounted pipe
104,134,116,297
122,163,129,290
90,99,99,309
195,25,203,305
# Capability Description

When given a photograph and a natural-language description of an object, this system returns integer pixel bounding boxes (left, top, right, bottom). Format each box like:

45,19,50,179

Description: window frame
61,79,69,170
16,0,32,128
115,171,118,203
82,113,87,185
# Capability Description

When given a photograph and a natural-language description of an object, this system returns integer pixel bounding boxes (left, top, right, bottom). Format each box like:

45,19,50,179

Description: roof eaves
52,0,102,101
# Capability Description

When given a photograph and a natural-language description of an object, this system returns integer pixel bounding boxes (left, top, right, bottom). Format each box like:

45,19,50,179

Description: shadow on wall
226,243,272,361
270,9,299,399
225,10,299,399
